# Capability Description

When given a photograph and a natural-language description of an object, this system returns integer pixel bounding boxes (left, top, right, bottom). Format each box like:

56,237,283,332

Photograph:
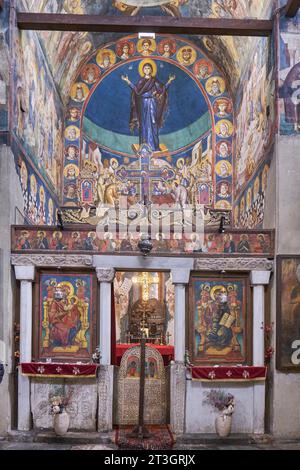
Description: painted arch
62,34,234,220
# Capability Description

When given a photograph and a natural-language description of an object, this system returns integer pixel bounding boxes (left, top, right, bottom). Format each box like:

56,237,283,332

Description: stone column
250,270,271,435
170,362,186,435
170,269,191,435
95,268,115,432
172,269,190,363
95,268,115,366
250,271,271,366
14,265,35,431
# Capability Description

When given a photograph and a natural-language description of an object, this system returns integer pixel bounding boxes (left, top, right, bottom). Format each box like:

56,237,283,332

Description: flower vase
54,410,70,436
215,414,232,438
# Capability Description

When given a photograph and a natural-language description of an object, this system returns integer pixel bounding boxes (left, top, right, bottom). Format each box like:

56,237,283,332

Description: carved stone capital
11,254,93,268
14,265,35,281
96,268,115,283
250,270,271,286
194,257,274,272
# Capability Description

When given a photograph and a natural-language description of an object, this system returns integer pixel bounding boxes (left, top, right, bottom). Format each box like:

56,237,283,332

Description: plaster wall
277,136,300,254
270,135,300,437
185,381,263,434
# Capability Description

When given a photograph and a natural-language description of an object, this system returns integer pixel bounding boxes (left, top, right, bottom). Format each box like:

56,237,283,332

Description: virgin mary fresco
121,60,175,152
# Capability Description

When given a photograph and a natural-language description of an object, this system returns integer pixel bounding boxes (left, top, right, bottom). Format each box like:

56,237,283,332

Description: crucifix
132,272,160,302
116,145,175,207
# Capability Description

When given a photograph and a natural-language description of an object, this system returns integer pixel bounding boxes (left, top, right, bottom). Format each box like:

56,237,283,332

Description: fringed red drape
111,282,117,365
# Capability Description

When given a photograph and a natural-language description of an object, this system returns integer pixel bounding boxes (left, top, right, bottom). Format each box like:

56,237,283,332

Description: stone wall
0,145,23,435
31,379,98,431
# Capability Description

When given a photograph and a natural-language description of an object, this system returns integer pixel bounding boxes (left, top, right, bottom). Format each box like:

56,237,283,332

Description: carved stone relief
115,345,167,425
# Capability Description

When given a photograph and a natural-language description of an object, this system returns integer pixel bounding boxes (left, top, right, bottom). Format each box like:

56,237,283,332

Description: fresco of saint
121,60,175,151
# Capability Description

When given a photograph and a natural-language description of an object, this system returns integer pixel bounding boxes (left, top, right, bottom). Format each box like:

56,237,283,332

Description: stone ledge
174,433,274,447
7,430,116,446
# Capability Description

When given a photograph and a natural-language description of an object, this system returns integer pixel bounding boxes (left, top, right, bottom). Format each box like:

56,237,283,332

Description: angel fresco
121,60,175,152
113,1,189,18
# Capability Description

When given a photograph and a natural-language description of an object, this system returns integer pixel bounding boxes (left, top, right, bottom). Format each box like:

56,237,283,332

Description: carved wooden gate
115,345,167,425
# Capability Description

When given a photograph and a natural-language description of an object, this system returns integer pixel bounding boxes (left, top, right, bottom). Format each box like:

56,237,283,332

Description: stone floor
1,438,300,450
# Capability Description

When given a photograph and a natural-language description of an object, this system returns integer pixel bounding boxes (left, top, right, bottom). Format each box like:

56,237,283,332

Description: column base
18,370,31,431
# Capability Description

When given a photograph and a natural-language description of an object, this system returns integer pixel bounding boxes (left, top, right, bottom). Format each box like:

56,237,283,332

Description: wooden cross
127,303,153,440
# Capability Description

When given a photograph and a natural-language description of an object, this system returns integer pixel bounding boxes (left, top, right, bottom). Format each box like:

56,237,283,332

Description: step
175,433,274,446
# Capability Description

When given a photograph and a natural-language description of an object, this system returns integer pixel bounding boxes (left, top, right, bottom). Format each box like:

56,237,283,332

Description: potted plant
203,389,235,437
50,395,70,436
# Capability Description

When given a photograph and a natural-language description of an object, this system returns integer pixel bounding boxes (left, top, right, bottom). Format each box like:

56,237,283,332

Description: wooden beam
285,0,300,17
17,13,273,37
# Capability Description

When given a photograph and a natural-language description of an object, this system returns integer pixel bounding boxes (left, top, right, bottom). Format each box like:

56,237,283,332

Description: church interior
1,0,300,449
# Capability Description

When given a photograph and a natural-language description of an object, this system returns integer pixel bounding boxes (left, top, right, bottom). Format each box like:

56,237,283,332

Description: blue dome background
83,60,211,155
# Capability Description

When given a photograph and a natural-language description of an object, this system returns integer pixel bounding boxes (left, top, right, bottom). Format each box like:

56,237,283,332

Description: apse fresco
19,0,273,18
12,141,59,226
0,0,9,136
234,37,275,199
62,34,234,225
12,0,276,230
233,157,271,230
279,8,300,135
12,28,64,196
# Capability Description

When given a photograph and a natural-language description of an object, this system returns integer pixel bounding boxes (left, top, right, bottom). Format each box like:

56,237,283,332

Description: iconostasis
114,271,174,346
